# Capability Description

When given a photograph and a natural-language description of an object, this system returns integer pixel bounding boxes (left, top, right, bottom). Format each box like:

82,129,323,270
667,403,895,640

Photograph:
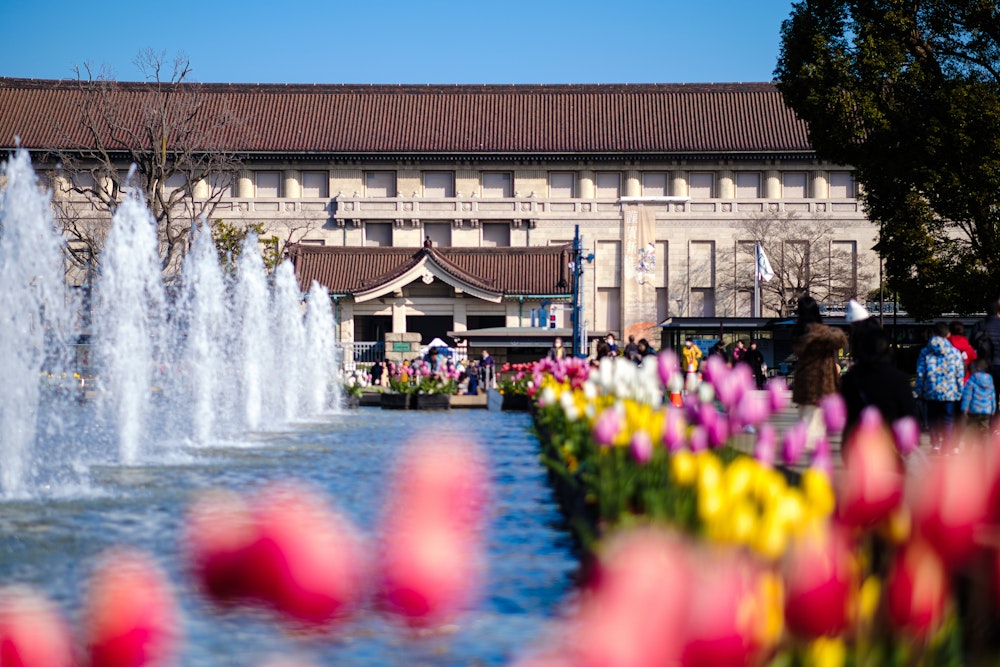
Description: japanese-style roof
0,78,812,157
288,244,572,301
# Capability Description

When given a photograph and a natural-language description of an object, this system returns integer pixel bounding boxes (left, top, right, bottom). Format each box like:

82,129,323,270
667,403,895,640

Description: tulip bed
521,352,997,667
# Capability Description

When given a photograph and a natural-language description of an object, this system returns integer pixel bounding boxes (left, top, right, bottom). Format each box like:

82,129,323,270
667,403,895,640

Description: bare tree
718,211,874,318
50,50,243,278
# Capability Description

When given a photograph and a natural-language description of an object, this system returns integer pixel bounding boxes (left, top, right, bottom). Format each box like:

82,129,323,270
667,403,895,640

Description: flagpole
754,243,761,318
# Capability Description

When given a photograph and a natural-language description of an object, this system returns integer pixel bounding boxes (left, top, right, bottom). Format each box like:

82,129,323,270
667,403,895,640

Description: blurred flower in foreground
82,549,179,667
783,524,857,639
0,586,74,667
377,435,489,626
886,538,949,638
838,407,903,527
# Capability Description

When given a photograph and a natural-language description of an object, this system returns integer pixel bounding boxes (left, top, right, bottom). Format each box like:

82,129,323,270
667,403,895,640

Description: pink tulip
838,410,904,527
0,586,74,667
733,390,770,429
689,426,709,453
701,355,728,386
183,489,259,603
663,408,687,453
570,528,691,667
820,393,847,434
892,416,920,456
783,525,856,638
657,350,680,387
631,430,654,464
82,549,179,667
810,436,833,477
378,436,489,625
754,423,776,466
910,447,992,569
766,377,790,412
680,549,779,666
246,483,369,626
593,407,622,447
706,411,729,448
886,539,949,638
781,421,808,466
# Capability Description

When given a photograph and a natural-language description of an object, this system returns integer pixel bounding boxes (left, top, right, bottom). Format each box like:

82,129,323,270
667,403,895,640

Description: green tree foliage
211,221,281,275
775,0,1000,318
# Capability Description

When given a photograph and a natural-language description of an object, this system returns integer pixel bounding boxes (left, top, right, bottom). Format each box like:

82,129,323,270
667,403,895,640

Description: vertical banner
621,204,659,340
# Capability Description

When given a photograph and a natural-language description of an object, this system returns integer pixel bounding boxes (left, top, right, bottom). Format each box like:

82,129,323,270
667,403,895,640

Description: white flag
756,243,775,282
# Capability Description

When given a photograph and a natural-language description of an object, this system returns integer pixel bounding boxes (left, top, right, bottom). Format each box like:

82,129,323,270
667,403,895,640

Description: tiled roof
288,244,572,297
0,78,811,156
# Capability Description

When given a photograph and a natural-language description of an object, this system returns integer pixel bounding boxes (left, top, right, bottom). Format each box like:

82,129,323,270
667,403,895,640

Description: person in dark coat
744,340,766,389
840,322,918,450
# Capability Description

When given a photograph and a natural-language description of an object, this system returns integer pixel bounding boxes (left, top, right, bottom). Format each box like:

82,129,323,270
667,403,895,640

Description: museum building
0,78,877,360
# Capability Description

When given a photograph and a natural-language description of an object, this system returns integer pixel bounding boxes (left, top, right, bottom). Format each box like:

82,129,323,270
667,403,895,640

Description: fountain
0,150,576,665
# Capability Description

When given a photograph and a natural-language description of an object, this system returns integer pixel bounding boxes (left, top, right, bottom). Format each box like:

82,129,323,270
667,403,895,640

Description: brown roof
0,78,811,156
288,244,572,297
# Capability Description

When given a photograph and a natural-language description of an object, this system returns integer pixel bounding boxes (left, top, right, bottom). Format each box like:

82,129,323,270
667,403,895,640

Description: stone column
338,300,355,342
625,169,641,197
192,177,209,199
765,170,781,199
717,170,735,199
283,170,301,199
811,170,829,199
237,170,254,198
391,299,407,333
452,300,467,333
579,170,595,199
671,171,689,198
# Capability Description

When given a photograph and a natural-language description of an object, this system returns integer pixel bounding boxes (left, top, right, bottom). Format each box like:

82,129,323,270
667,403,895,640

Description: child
961,358,996,434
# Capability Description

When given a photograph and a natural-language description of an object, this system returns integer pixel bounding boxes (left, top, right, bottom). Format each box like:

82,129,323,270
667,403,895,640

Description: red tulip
569,528,691,667
886,539,949,638
0,586,73,667
910,447,992,569
183,489,259,602
82,549,179,667
838,409,904,527
246,482,368,626
783,525,857,638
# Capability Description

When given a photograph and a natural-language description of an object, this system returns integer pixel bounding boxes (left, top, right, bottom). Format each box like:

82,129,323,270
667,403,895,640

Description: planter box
380,393,413,410
501,393,531,411
415,393,452,410
342,395,361,409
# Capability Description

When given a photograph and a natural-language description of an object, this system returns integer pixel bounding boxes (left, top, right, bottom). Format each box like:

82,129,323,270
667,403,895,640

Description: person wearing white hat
845,299,870,323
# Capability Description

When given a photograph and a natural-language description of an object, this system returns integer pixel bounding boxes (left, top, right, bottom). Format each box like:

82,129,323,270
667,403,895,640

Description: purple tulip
781,421,809,466
820,394,847,434
701,355,728,385
766,376,790,412
754,423,777,466
689,426,709,453
657,350,680,387
663,407,687,453
592,406,622,447
811,436,834,476
892,416,920,456
859,405,883,431
631,430,654,464
707,413,729,448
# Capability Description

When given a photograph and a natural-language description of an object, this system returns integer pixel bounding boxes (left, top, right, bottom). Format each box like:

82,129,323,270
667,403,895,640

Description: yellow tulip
753,510,789,561
671,450,697,486
801,468,836,518
806,636,847,667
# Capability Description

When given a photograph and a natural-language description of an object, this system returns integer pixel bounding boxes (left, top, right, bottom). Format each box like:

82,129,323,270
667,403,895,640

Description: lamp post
571,225,594,358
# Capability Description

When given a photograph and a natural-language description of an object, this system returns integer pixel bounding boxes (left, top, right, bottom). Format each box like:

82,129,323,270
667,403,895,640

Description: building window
595,172,621,198
735,172,761,198
831,240,858,301
482,172,512,198
255,171,280,198
596,287,622,332
365,222,392,247
690,288,716,317
782,172,808,199
365,171,397,198
641,172,669,197
209,172,234,197
424,222,451,247
163,172,186,194
828,172,855,198
549,172,575,198
423,171,455,197
689,172,714,198
301,171,329,198
482,222,511,247
689,240,715,316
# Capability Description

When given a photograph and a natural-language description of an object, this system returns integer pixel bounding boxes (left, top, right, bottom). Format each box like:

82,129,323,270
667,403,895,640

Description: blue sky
1,1,796,84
